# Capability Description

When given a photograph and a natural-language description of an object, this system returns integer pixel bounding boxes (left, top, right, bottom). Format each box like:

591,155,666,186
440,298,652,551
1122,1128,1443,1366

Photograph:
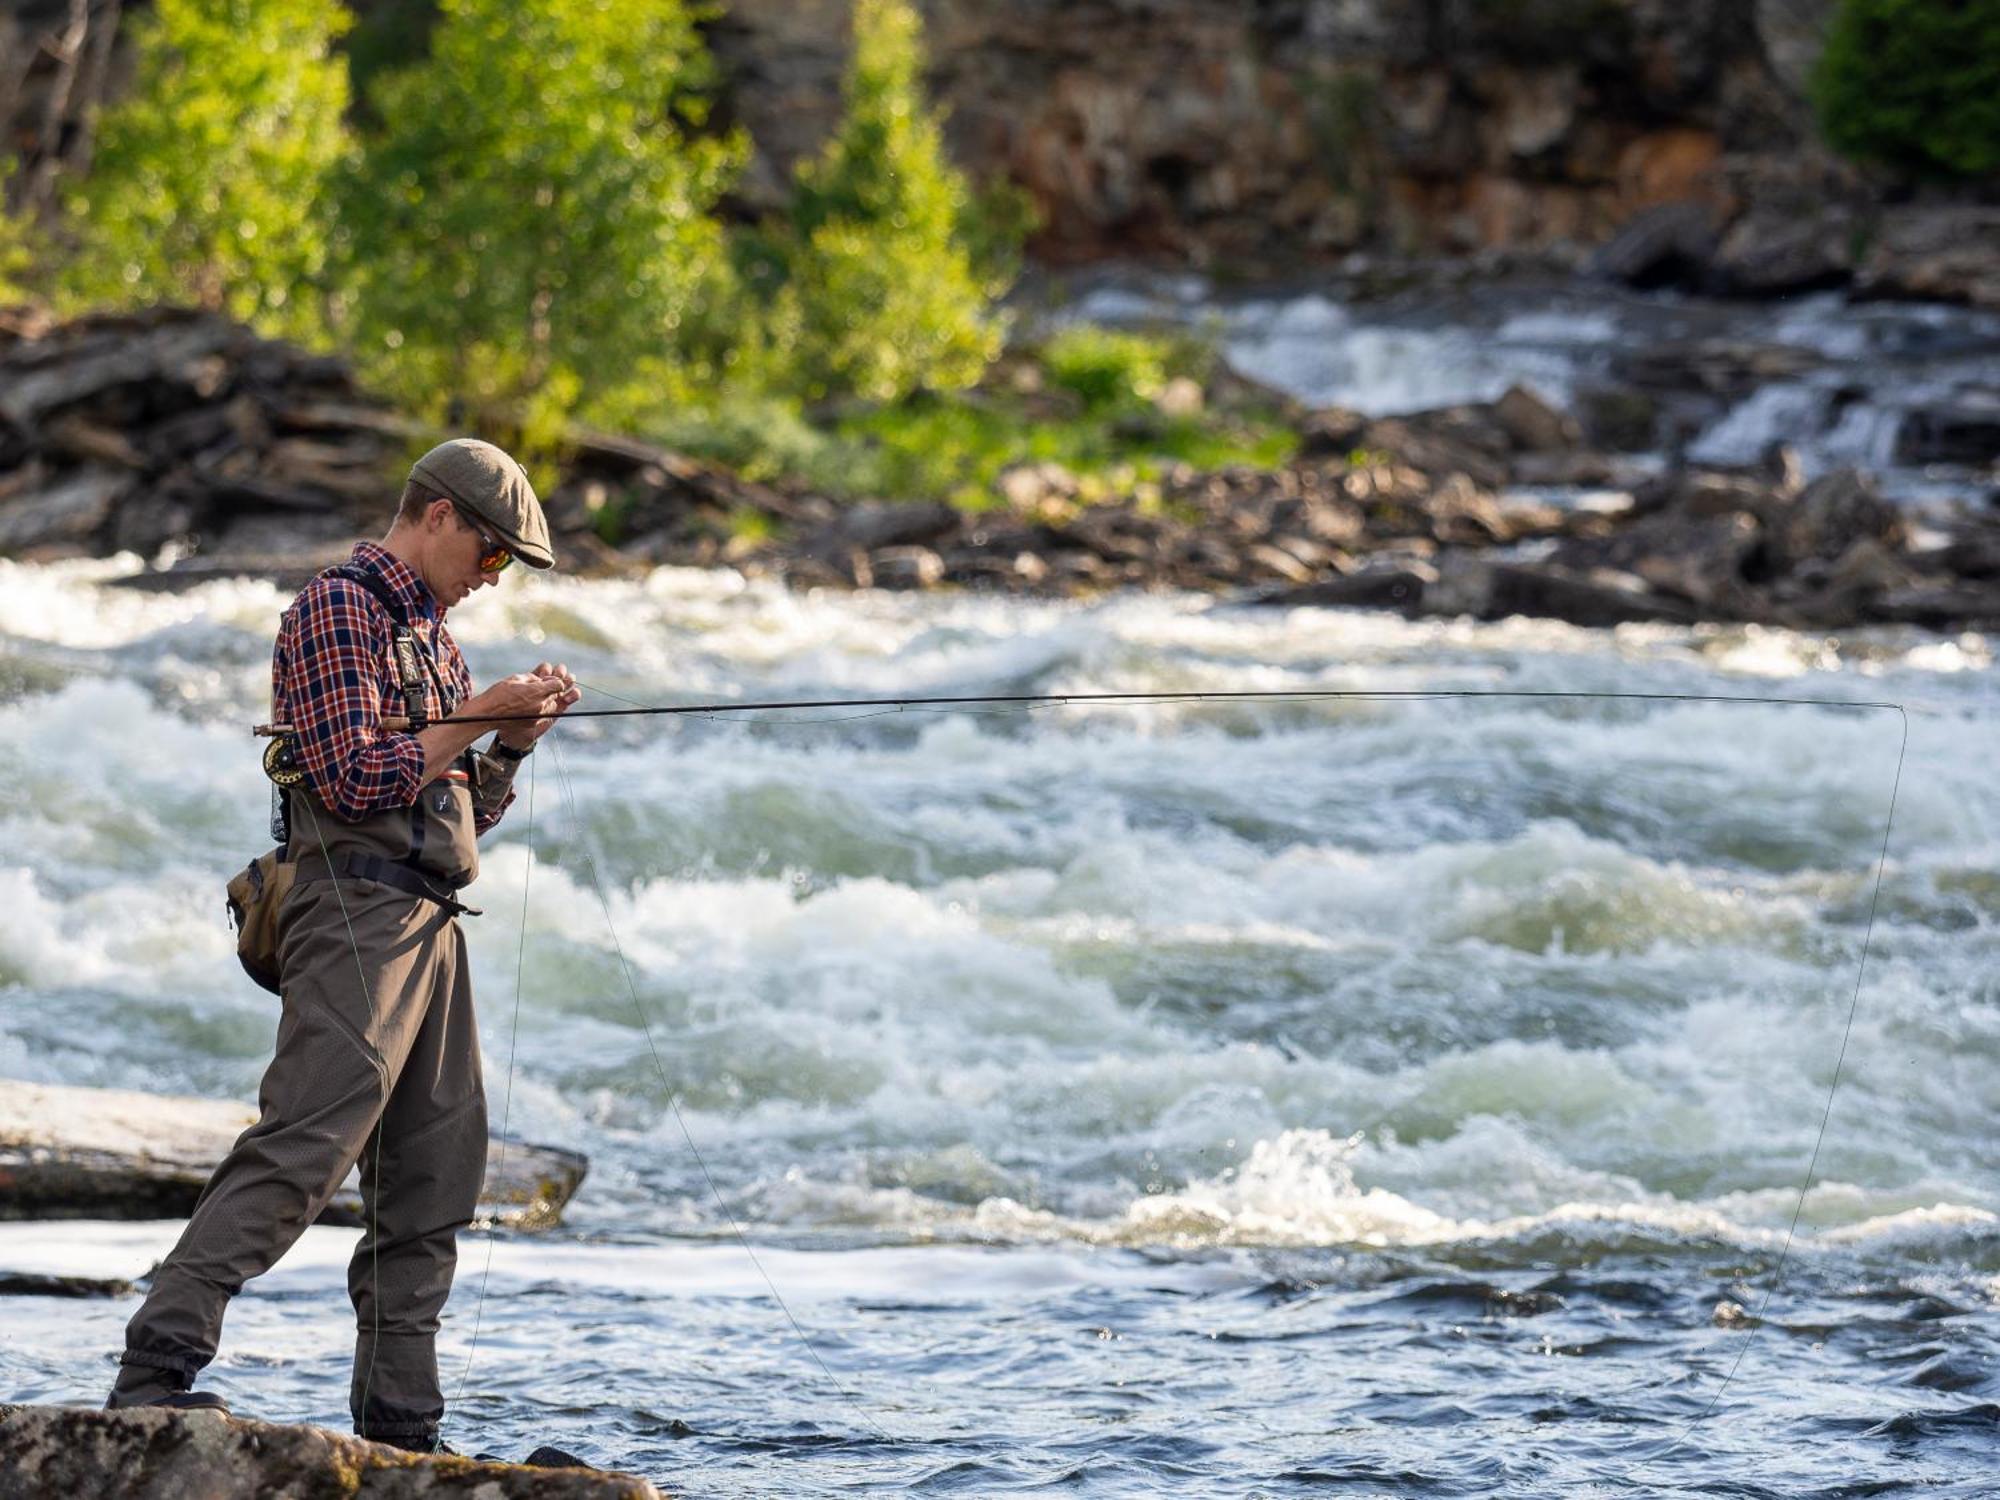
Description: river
1,542,1995,1494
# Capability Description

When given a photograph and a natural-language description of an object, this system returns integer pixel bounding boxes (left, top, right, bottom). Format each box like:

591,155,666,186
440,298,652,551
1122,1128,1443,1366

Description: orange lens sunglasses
456,507,513,573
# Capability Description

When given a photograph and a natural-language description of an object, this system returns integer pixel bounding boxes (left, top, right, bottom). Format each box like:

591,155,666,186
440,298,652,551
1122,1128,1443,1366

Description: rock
1588,201,1721,290
1713,205,1857,295
1630,467,1774,520
818,500,961,555
1771,467,1904,567
1357,412,1510,492
1154,376,1204,417
1259,562,1434,614
1424,472,1513,545
1895,398,2000,468
0,1081,587,1232
0,1272,134,1298
1859,205,2000,311
0,465,134,552
0,1404,659,1499
1573,385,1661,452
1244,542,1317,584
868,544,947,589
995,461,1078,511
1508,450,1645,488
1493,384,1582,452
1616,337,1823,397
1296,406,1370,460
1476,562,1704,626
1874,583,2000,627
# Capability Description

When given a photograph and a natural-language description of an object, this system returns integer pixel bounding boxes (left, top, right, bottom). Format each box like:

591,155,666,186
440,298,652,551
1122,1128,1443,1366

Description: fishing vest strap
324,564,454,733
294,851,482,917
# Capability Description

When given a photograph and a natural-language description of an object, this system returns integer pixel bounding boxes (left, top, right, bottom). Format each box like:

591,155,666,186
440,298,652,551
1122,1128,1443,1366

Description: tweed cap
408,438,555,571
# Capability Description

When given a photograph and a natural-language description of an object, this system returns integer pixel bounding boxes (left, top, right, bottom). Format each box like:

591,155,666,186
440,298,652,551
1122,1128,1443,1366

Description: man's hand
491,661,580,750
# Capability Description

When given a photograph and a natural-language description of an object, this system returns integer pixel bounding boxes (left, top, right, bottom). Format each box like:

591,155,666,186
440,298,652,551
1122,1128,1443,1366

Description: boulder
1588,201,1721,290
1493,384,1582,452
1712,206,1856,295
1769,467,1904,568
0,1405,659,1499
1859,205,2000,311
1895,399,2000,469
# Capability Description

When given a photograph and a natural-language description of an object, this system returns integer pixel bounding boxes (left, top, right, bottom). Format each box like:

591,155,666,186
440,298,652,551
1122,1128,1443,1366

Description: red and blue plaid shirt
273,541,509,831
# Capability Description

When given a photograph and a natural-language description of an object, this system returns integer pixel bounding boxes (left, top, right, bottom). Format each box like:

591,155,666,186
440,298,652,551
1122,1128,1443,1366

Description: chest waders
110,563,522,1448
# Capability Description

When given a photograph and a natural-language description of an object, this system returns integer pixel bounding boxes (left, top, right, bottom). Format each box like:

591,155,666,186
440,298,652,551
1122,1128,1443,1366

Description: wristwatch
492,739,534,763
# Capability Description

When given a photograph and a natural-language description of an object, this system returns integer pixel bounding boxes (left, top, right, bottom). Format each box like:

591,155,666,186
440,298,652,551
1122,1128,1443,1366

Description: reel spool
262,734,307,788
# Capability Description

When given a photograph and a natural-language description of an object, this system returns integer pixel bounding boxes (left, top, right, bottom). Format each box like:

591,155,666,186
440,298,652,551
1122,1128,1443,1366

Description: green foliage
58,0,351,339
820,395,1293,510
339,0,745,445
1041,326,1170,412
1812,0,2000,178
771,0,1005,403
0,166,39,304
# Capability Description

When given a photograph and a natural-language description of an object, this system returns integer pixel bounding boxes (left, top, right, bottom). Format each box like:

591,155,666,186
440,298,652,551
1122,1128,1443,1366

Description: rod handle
254,716,412,737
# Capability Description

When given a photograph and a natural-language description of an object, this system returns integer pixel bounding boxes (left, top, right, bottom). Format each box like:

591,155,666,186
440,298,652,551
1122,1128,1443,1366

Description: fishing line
297,795,388,1443
1613,703,1908,1488
450,753,536,1408
527,678,1908,1470
543,731,899,1445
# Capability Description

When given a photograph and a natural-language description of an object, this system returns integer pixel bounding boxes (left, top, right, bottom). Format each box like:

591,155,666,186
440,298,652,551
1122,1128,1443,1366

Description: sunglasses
454,507,513,573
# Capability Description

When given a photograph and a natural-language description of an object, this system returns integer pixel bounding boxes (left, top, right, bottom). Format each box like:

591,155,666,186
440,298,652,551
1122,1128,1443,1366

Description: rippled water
2,558,1996,1494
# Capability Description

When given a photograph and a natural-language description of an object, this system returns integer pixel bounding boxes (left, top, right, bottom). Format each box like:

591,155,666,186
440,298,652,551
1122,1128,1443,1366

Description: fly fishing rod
251,684,1905,737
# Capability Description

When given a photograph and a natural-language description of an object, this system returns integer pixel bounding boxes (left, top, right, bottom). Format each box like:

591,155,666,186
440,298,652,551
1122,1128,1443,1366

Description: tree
772,0,1004,403
339,0,744,442
58,0,351,339
1812,0,2000,179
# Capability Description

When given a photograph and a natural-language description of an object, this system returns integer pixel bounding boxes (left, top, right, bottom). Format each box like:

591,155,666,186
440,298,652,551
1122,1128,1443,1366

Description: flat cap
408,438,555,571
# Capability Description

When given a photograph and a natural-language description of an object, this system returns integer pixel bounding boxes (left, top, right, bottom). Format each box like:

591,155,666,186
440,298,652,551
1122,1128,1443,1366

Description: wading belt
292,851,481,918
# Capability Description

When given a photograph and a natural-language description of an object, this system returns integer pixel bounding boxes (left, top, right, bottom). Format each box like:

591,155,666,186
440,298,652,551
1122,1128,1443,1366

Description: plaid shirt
273,541,510,831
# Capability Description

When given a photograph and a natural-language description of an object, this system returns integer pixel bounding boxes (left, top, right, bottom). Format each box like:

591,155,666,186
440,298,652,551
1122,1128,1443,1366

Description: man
105,438,581,1454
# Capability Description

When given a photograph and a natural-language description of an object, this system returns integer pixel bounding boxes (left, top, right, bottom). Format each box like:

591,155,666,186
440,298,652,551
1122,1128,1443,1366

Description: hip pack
226,845,293,995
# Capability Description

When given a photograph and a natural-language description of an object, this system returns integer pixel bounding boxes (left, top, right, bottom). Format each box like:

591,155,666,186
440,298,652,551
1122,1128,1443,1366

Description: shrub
772,0,1005,402
339,0,744,443
57,0,352,340
1812,0,2000,178
0,166,39,304
1041,327,1170,412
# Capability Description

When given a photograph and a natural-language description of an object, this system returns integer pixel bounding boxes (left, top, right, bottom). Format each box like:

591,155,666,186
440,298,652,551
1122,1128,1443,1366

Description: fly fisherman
104,438,580,1454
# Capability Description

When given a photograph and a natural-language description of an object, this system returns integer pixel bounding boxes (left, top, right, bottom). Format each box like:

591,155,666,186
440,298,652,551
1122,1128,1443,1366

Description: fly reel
262,734,307,788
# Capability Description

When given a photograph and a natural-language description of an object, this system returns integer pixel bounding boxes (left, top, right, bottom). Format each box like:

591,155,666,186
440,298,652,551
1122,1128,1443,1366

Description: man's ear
427,498,456,533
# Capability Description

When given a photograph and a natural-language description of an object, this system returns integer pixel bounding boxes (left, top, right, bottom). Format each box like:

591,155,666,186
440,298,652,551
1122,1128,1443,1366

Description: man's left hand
496,661,580,751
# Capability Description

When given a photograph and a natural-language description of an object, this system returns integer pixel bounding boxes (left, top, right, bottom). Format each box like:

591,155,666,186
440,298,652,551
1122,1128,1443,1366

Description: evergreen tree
1812,0,2000,179
340,0,743,442
59,0,352,339
774,0,1003,403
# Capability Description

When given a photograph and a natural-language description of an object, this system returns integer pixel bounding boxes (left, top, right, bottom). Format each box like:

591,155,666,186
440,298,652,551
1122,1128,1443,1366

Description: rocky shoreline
0,1405,661,1498
3,304,1996,631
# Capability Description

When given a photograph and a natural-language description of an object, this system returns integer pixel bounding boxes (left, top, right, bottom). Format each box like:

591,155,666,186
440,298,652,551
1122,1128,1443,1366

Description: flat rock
0,1081,585,1232
0,1404,662,1499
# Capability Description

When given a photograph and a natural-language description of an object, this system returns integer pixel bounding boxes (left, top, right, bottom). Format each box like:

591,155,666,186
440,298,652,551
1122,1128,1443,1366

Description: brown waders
108,747,516,1445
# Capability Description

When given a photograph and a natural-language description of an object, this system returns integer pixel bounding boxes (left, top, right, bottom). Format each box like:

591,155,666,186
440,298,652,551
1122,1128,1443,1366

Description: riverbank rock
1858,205,2000,311
7,307,1998,632
0,1405,660,1499
0,1081,586,1232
